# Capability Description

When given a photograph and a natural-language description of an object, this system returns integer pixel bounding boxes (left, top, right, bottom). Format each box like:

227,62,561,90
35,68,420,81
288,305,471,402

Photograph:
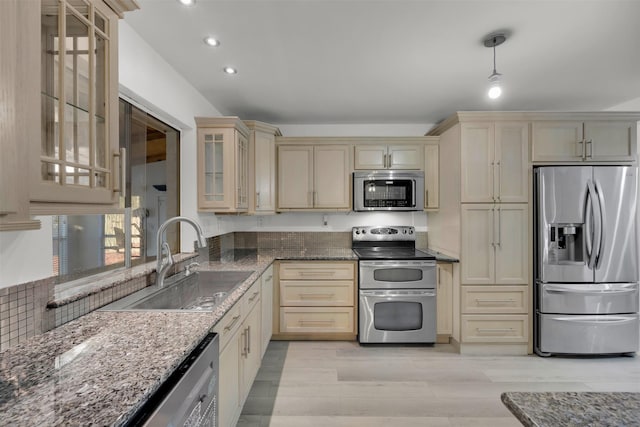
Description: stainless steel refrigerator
534,166,639,356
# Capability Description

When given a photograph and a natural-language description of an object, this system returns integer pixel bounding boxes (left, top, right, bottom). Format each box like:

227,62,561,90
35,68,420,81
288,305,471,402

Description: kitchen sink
100,270,254,312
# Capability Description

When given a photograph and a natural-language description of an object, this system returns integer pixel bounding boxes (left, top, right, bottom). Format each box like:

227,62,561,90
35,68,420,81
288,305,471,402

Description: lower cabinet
214,276,264,427
273,261,357,340
436,263,453,342
460,285,529,345
260,265,274,358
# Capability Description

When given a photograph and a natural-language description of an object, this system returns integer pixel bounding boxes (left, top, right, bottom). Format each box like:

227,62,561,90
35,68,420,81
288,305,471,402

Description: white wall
118,21,224,252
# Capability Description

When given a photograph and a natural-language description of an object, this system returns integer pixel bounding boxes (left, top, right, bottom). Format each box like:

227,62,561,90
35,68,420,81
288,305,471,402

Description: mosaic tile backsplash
0,230,426,351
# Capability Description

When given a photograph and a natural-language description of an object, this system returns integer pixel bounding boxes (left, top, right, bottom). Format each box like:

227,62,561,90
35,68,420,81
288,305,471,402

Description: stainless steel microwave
353,170,424,211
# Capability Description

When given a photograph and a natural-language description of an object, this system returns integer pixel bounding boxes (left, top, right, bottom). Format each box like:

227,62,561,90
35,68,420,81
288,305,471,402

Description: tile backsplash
0,230,427,351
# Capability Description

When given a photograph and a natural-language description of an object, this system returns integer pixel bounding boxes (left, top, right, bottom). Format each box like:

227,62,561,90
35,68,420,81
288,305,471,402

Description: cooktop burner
351,226,435,261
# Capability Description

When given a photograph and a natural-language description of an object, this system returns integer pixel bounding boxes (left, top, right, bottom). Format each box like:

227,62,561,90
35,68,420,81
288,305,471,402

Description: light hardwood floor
237,341,640,427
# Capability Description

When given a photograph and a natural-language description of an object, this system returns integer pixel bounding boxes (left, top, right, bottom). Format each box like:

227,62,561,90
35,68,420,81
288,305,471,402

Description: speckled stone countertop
501,391,640,427
0,250,356,426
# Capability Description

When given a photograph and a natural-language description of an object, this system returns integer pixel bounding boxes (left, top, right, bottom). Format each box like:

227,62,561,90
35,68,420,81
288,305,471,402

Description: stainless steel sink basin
100,270,254,312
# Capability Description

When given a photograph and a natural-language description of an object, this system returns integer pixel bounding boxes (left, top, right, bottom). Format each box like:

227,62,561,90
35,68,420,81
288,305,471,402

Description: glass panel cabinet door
34,0,118,206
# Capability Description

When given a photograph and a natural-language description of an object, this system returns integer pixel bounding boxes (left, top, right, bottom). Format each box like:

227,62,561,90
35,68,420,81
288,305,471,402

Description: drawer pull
299,271,336,276
475,298,516,304
476,327,515,333
223,315,241,331
298,319,335,325
249,291,260,302
299,293,335,299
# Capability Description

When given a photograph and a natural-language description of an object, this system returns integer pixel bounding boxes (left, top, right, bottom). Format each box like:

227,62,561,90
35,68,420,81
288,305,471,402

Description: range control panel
352,226,415,242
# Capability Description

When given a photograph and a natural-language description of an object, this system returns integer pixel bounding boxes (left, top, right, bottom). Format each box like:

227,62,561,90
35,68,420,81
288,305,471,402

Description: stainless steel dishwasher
125,332,219,427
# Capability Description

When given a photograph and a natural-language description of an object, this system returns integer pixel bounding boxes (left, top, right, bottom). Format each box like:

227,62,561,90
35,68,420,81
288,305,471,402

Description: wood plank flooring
237,341,640,427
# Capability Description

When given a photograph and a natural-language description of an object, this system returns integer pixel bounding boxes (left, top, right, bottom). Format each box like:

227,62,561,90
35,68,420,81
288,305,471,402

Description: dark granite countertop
0,250,357,426
501,391,640,427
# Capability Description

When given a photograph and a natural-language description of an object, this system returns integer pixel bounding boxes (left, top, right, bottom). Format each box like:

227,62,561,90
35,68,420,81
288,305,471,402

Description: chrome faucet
156,216,207,288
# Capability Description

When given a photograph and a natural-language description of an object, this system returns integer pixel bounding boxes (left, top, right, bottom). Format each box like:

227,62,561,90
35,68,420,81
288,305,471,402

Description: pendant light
484,33,506,99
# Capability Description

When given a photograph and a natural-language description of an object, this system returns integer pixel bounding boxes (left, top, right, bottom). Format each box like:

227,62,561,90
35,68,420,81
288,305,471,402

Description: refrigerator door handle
545,285,637,295
584,182,594,268
586,180,601,270
594,179,606,269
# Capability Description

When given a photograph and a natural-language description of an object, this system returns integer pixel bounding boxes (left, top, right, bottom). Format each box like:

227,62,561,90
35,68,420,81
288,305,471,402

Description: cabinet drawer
461,315,529,343
280,281,354,306
280,262,354,281
280,307,354,334
243,280,261,315
461,286,528,314
213,302,243,351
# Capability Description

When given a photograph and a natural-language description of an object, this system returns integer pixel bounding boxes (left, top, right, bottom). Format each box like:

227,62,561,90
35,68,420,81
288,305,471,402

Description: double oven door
359,260,436,343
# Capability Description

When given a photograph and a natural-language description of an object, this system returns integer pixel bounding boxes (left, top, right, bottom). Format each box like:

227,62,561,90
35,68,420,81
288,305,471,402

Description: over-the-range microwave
353,170,424,211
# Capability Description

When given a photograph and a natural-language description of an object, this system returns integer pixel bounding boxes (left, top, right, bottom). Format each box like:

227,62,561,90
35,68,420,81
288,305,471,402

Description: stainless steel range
352,226,437,344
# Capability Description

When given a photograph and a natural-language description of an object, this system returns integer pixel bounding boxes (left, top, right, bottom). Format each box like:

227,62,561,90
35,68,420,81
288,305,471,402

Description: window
51,99,180,284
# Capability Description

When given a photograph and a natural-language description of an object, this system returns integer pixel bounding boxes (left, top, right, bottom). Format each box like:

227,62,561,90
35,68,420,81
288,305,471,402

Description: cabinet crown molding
276,136,439,145
427,111,640,136
196,116,250,135
243,120,282,136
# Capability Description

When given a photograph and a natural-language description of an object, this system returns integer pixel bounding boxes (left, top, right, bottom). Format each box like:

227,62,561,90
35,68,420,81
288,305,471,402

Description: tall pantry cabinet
427,113,531,355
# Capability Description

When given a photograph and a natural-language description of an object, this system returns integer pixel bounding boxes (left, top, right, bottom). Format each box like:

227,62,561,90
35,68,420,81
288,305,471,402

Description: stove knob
409,229,414,234
403,229,407,234
355,230,360,235
362,229,366,234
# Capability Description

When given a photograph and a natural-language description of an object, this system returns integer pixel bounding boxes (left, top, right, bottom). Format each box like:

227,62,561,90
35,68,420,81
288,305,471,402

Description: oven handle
360,290,436,297
359,260,436,268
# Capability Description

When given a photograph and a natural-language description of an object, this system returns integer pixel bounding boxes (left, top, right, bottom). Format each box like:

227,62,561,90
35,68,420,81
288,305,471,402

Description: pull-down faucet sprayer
155,216,207,288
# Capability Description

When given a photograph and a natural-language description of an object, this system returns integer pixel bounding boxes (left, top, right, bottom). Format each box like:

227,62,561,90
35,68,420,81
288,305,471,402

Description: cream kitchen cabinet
274,261,357,340
214,279,262,427
460,204,528,285
2,0,136,227
424,144,439,210
260,265,274,357
532,120,637,162
196,117,250,213
245,121,281,214
436,263,453,341
277,145,351,210
461,122,528,203
354,144,424,170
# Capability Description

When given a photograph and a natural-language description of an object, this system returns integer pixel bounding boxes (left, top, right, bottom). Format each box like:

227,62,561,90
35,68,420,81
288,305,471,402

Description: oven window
374,302,423,331
363,180,413,208
373,268,423,282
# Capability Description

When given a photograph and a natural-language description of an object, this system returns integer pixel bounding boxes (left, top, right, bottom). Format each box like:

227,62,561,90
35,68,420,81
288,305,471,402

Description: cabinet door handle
299,319,335,325
496,161,501,201
112,147,126,197
299,271,335,277
586,139,593,158
249,291,259,302
247,325,251,354
241,328,248,357
223,314,241,331
256,192,260,208
388,153,392,168
491,208,496,248
425,190,429,207
490,161,496,202
577,139,585,159
497,207,501,247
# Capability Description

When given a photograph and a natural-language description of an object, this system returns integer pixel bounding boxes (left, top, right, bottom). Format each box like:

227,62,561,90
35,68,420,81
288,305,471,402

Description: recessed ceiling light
178,0,195,6
223,67,238,75
204,37,220,47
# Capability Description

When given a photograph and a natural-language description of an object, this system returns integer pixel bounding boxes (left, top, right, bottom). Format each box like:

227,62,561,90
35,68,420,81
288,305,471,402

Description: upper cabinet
354,144,424,170
461,122,529,203
1,0,137,230
196,117,250,213
277,144,351,211
532,119,638,163
424,143,439,210
33,0,129,209
244,121,281,215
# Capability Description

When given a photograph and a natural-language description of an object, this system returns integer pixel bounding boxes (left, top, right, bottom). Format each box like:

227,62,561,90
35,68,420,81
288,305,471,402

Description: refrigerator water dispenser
549,224,584,264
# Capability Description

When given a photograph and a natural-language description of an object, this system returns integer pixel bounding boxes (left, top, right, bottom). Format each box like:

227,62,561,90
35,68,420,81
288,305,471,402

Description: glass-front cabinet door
196,117,250,212
34,0,121,208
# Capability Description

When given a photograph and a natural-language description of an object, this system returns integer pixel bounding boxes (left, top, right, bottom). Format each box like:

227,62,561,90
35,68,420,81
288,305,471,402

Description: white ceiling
124,0,640,125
